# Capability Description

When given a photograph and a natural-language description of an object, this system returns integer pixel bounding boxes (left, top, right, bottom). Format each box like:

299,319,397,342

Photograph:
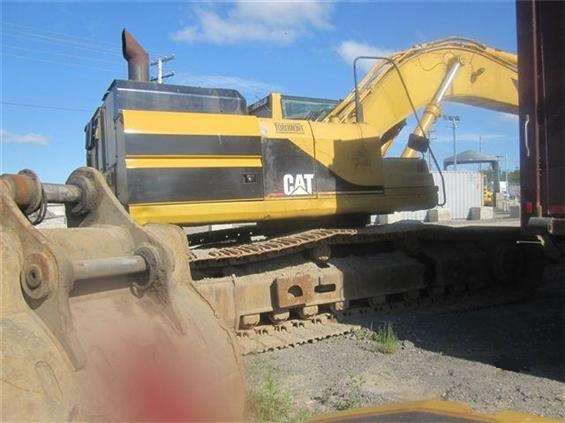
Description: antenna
150,54,175,83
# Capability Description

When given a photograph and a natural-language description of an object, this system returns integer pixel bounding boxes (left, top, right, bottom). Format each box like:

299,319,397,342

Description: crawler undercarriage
189,222,543,354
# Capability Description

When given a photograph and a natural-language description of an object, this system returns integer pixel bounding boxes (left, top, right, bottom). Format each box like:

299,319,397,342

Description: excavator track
236,313,354,355
189,222,544,355
234,285,529,355
189,222,524,268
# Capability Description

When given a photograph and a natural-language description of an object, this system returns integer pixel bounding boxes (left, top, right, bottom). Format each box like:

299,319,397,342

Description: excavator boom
326,38,518,156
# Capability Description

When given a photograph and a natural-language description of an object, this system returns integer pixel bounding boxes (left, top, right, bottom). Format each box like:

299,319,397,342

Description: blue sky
2,1,519,183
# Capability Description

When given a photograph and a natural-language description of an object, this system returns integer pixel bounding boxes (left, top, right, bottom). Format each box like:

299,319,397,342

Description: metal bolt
26,265,42,289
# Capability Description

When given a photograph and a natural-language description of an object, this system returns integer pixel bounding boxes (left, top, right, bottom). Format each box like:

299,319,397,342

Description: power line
2,101,91,112
1,30,123,57
2,21,120,48
1,51,118,72
5,45,122,65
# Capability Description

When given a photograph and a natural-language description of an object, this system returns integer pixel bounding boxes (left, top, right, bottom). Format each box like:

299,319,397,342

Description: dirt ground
245,261,565,420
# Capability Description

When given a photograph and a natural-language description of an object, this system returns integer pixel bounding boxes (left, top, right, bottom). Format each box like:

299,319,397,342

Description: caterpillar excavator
85,34,517,229
3,12,562,419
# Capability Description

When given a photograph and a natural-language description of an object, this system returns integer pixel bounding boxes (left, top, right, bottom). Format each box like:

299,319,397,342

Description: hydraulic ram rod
43,183,82,204
0,172,83,210
400,59,462,158
72,255,148,281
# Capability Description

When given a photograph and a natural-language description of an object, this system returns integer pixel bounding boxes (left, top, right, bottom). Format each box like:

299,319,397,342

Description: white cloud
0,129,49,146
172,1,333,45
176,73,281,99
336,40,394,70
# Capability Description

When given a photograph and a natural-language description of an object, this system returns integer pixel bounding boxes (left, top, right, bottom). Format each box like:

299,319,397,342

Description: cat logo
283,173,314,196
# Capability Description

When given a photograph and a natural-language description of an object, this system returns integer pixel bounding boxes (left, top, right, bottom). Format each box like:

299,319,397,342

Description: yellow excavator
4,31,542,422
86,33,517,228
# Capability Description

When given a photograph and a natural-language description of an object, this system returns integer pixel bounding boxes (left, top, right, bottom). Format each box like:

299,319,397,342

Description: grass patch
372,322,399,354
246,373,310,423
332,373,364,411
354,322,399,354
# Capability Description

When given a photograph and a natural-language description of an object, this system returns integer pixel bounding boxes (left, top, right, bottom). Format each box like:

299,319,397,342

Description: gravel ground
245,262,565,420
36,209,563,418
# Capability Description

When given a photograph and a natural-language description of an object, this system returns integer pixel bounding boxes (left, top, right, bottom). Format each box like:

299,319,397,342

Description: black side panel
262,138,315,197
125,134,261,155
126,167,263,203
262,138,382,197
315,161,382,193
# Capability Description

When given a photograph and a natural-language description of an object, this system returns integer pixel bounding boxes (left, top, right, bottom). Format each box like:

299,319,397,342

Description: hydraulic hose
353,56,447,206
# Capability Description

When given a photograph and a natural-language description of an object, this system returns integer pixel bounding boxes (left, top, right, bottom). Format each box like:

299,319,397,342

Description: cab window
281,95,338,120
248,95,272,118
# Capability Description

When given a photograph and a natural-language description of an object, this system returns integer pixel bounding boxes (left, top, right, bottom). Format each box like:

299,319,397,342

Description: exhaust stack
122,29,149,82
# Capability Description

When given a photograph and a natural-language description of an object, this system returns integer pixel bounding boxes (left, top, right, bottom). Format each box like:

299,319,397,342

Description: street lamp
442,115,460,170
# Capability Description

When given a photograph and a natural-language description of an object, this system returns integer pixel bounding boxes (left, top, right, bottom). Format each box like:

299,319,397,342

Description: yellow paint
270,92,283,119
122,109,260,136
311,399,558,423
310,121,384,186
259,117,316,157
125,155,262,169
129,191,434,226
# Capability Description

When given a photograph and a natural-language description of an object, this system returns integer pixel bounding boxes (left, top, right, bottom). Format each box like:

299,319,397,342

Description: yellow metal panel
125,155,262,169
270,93,283,119
259,118,315,156
311,399,558,423
122,110,260,136
310,121,384,186
130,194,388,225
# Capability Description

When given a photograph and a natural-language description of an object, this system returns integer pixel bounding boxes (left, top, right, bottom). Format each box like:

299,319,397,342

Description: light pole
443,115,460,170
478,135,482,171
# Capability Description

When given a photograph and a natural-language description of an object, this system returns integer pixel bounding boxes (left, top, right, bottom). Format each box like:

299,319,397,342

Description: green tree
507,169,520,184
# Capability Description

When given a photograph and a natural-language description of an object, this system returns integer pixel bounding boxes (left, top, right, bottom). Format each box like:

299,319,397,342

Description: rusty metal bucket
0,168,244,421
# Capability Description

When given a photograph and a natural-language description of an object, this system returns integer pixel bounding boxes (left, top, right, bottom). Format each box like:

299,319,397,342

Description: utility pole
442,115,460,170
478,136,482,171
151,54,175,84
504,154,508,190
427,129,436,168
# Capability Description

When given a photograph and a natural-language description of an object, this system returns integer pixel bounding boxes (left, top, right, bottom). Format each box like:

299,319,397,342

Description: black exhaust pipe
122,29,149,82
